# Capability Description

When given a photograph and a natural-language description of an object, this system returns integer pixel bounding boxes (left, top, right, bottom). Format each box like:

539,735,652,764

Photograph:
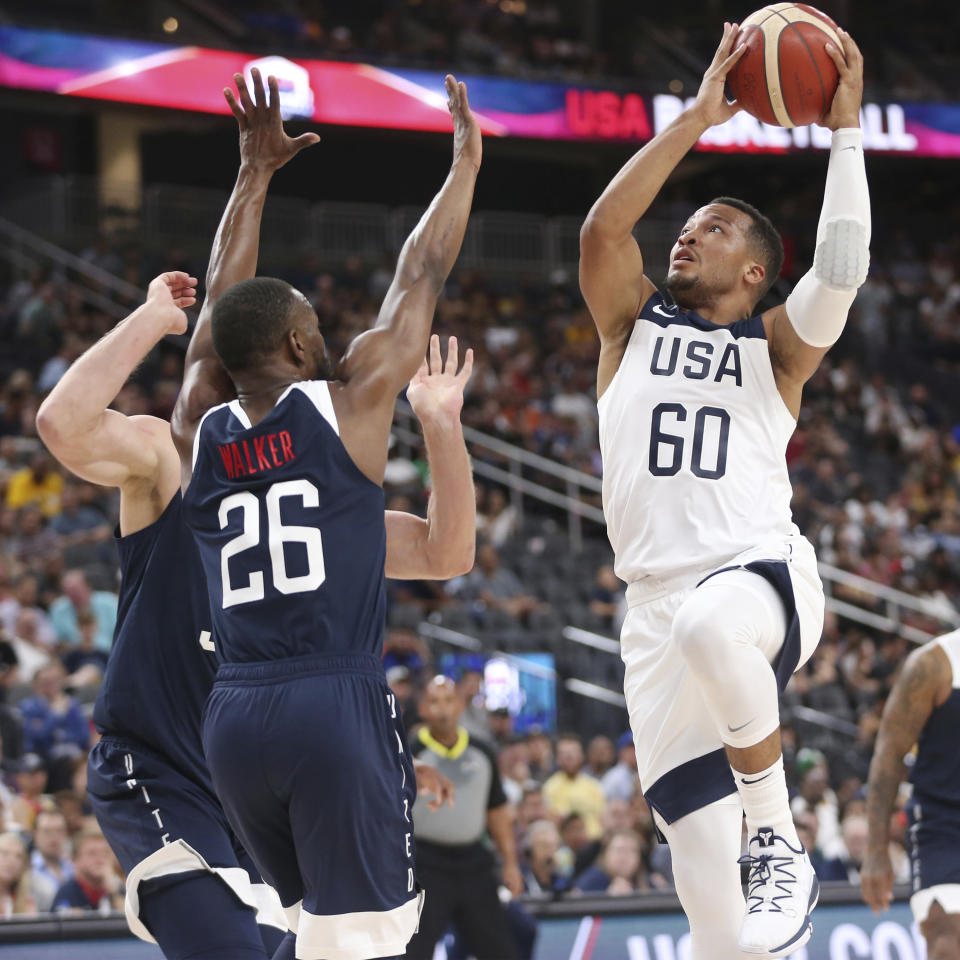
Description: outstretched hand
691,22,747,128
224,67,320,172
407,335,473,424
820,29,864,130
446,75,482,170
146,271,197,335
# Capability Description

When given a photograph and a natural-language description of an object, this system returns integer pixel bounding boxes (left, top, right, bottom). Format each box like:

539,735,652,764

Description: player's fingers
720,43,748,73
234,73,254,115
267,74,280,114
445,336,458,375
459,81,471,116
224,88,246,125
841,30,864,67
291,132,321,152
429,333,442,373
251,67,266,109
457,347,474,385
824,42,848,74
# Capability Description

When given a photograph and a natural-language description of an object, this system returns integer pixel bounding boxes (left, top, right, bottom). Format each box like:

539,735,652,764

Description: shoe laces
738,848,799,915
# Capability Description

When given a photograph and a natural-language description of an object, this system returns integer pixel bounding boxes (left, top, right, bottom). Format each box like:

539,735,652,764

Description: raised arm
580,24,745,393
336,77,481,413
36,273,196,534
861,643,949,913
171,68,319,457
766,30,869,412
385,336,475,580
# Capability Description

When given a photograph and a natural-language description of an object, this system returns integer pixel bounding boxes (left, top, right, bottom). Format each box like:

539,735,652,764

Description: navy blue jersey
910,631,960,806
183,381,387,663
93,492,215,792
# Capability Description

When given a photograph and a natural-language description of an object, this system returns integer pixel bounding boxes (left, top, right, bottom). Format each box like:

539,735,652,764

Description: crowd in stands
1,213,959,918
14,0,960,99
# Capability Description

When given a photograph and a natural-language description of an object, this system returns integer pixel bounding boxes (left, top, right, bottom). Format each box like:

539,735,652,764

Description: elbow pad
786,129,871,348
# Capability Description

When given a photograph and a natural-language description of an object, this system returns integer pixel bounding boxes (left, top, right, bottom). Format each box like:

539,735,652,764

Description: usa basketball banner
2,25,959,155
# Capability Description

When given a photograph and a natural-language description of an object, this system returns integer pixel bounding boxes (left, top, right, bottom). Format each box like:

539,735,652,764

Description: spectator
18,661,90,761
525,729,553,784
0,639,25,763
522,819,570,898
0,572,56,647
794,810,846,883
457,543,544,626
476,487,519,548
49,570,117,653
574,829,650,895
588,565,625,632
47,482,111,567
601,732,638,802
516,784,549,836
52,830,123,914
585,734,615,781
0,832,36,917
62,610,109,690
29,808,73,911
9,610,53,683
8,753,49,832
53,790,89,838
559,812,599,878
5,450,63,517
542,733,606,839
790,754,842,858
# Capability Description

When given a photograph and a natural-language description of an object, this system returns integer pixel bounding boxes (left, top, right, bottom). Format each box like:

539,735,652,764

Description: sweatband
785,128,871,348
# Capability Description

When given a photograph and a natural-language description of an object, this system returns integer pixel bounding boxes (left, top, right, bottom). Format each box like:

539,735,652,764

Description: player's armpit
578,219,654,342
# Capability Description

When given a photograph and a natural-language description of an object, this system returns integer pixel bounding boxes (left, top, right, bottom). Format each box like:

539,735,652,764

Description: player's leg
140,872,268,960
202,683,305,928
450,867,519,960
403,864,458,960
920,900,960,960
672,567,819,956
654,795,747,960
87,738,277,959
283,666,421,960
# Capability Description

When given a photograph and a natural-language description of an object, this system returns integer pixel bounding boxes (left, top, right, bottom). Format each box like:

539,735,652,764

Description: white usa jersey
599,291,803,583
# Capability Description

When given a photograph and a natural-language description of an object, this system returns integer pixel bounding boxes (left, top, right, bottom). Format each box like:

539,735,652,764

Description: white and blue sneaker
737,828,820,958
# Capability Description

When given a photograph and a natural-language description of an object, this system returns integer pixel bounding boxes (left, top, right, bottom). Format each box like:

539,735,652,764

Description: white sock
734,755,801,849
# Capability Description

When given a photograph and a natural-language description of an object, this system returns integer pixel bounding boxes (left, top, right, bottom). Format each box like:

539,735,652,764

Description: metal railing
0,217,146,321
0,175,672,281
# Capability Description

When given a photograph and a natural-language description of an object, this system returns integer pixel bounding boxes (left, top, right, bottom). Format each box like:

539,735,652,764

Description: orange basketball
728,3,842,128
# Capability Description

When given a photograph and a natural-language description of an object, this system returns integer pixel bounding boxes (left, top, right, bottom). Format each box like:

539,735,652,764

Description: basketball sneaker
737,827,820,958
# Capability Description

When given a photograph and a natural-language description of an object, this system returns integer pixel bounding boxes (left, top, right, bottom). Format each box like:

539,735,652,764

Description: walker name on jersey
217,431,296,480
650,336,743,387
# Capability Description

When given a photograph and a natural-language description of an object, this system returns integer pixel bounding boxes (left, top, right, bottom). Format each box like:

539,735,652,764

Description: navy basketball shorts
88,736,287,943
907,796,960,923
202,652,421,960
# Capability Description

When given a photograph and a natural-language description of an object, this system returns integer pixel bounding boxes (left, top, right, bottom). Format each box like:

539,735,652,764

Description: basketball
728,3,842,128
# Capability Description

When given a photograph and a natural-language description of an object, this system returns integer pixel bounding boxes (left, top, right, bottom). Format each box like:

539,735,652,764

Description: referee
405,676,523,960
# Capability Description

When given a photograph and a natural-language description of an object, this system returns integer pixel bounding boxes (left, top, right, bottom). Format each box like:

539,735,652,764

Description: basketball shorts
202,652,421,960
88,736,286,944
619,535,824,826
907,795,960,923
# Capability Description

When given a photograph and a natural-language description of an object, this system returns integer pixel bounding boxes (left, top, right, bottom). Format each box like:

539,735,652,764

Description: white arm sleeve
784,127,871,348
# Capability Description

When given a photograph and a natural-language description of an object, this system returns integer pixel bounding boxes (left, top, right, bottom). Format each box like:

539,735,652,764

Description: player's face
665,205,755,308
291,294,332,380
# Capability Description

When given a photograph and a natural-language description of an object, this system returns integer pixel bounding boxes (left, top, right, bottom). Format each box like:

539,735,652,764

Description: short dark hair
709,196,784,303
211,277,299,373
